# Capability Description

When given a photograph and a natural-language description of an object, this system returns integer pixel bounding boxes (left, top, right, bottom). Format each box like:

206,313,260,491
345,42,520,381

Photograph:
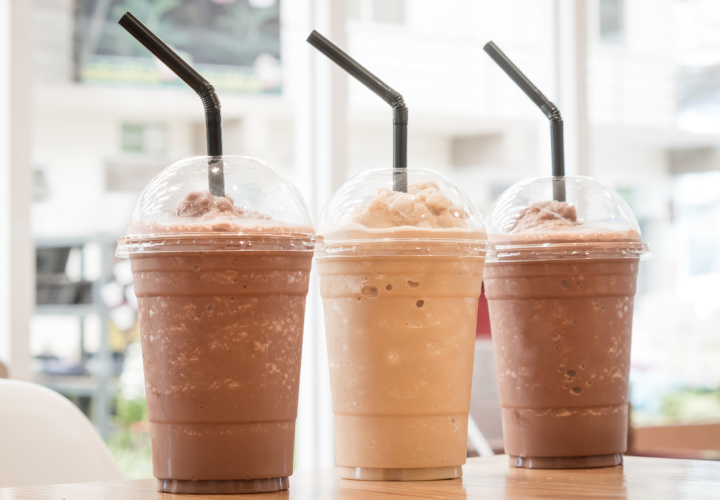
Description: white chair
0,379,123,487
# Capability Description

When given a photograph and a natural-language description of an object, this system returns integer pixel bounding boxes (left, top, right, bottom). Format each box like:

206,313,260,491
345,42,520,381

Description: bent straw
307,30,408,192
483,41,566,202
119,12,225,197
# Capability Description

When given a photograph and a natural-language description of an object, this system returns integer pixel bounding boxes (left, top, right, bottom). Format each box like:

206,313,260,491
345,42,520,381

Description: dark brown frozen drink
483,177,649,469
118,156,314,493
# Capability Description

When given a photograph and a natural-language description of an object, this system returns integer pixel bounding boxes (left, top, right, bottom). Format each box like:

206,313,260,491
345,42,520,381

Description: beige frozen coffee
117,156,314,494
316,169,488,481
483,176,649,469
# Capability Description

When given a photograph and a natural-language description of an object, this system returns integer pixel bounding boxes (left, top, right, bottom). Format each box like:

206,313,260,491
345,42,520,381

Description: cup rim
315,237,488,258
116,233,315,258
486,241,651,262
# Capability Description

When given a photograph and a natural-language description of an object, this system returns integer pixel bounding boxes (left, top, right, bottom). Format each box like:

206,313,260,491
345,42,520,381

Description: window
598,0,625,45
347,0,405,25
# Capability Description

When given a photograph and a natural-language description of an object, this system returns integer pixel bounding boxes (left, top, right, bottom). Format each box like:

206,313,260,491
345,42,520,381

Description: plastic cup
483,176,650,469
315,168,488,480
116,156,314,494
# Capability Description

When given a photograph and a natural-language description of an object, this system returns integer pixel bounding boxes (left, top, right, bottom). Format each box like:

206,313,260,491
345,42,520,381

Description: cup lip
315,237,489,258
486,241,651,262
116,232,315,258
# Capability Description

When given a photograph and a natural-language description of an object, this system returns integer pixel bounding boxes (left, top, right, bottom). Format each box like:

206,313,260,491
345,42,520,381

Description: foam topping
353,182,468,229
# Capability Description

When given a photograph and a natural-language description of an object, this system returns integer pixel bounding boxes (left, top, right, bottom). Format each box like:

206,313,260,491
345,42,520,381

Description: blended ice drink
316,169,488,481
483,176,649,469
117,156,314,493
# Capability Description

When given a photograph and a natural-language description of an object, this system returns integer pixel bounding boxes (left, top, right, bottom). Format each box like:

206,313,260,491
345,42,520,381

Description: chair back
0,379,123,487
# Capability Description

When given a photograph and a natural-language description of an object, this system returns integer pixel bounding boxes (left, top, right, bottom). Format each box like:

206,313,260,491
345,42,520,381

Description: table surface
1,455,719,500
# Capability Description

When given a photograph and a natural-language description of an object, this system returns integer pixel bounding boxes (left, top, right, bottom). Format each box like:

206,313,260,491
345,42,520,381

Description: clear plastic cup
483,176,650,469
116,156,314,494
315,168,488,481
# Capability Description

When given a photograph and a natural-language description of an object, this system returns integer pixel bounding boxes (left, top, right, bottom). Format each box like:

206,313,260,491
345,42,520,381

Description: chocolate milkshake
118,156,314,493
483,177,649,469
316,169,487,480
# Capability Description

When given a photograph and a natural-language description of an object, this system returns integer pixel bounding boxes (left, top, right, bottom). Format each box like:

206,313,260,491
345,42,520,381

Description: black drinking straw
483,41,566,202
119,12,225,197
307,30,408,192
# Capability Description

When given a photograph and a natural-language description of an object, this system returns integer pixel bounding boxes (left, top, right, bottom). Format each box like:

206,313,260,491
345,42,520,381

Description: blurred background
0,0,719,478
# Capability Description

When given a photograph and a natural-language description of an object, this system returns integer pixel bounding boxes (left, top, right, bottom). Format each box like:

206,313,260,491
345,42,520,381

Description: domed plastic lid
486,176,650,261
317,168,487,257
117,156,314,257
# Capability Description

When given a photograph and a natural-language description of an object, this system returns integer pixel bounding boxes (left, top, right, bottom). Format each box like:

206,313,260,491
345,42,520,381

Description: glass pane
372,0,405,24
599,0,625,44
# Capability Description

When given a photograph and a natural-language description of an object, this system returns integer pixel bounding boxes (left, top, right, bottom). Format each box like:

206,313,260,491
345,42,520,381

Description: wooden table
1,455,718,499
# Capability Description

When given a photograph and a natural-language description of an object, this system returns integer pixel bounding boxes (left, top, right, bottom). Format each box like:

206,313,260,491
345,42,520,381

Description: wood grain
1,455,719,500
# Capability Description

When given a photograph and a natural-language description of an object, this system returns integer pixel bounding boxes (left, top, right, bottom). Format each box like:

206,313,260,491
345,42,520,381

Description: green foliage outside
660,387,720,423
633,387,720,426
106,395,153,479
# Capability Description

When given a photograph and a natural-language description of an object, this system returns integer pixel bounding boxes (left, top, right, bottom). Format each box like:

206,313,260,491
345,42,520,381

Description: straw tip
483,41,498,53
118,11,133,26
306,30,321,44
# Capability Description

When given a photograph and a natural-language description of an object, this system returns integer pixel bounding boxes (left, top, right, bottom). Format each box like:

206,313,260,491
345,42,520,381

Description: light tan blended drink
483,177,649,469
316,169,487,481
118,156,314,494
